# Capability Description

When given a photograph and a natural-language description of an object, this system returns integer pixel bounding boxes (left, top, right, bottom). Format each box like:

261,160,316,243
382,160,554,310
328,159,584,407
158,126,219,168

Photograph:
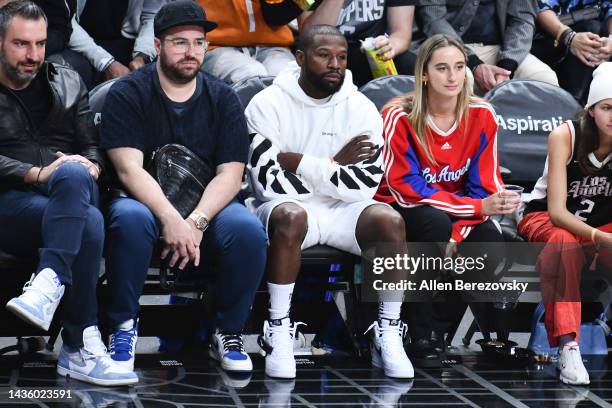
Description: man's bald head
297,24,346,54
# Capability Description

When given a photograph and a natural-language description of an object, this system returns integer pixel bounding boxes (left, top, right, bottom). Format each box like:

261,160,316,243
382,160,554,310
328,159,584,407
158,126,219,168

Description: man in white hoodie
245,24,413,379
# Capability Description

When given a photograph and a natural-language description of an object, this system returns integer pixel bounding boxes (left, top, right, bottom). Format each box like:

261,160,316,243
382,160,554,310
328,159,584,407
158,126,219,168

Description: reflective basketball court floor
1,352,611,407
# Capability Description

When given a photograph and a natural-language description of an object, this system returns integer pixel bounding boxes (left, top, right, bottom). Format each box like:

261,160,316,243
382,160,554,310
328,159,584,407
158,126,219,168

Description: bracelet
565,30,577,48
591,228,598,242
558,28,573,47
36,167,44,184
554,24,570,47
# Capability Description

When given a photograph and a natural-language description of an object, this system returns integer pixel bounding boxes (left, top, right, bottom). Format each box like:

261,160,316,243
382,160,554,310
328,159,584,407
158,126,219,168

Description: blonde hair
387,34,481,163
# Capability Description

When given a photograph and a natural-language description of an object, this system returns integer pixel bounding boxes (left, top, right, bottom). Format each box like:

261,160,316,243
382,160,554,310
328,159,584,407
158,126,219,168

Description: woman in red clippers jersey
518,62,612,386
375,34,521,368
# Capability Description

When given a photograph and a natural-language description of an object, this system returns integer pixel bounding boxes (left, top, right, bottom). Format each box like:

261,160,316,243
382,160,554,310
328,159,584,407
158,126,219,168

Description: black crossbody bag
148,144,214,219
148,144,214,291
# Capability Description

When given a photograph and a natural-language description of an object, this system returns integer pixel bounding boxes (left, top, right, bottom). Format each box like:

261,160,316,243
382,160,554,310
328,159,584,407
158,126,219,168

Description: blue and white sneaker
6,268,64,331
109,318,138,372
209,329,252,372
57,326,138,386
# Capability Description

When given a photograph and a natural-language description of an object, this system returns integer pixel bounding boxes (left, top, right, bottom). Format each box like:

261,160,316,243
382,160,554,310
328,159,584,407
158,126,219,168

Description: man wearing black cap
99,0,267,373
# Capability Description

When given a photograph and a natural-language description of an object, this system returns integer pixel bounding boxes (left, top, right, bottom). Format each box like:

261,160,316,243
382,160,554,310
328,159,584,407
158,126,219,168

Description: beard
159,54,202,84
0,52,41,87
303,66,344,96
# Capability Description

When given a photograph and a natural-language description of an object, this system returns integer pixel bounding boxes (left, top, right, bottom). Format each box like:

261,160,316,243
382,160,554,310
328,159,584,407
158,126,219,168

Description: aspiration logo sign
496,115,567,135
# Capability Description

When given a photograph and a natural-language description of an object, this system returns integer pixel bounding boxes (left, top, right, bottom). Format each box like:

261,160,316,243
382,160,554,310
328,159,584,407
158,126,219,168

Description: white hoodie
245,62,384,207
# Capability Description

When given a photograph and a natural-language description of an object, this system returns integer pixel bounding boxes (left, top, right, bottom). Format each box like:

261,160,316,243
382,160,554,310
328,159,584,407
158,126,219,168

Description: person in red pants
518,62,612,386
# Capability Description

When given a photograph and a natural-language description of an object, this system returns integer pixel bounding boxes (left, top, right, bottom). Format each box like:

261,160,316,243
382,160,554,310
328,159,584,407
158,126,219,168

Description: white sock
117,319,134,331
268,282,295,320
378,301,402,321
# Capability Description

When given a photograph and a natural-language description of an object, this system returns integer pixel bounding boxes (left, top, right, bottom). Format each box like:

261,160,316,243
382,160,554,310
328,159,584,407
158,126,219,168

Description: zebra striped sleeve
247,132,313,201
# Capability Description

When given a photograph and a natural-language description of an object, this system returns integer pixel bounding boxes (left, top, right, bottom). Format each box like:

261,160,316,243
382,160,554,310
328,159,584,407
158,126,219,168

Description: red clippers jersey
376,102,504,241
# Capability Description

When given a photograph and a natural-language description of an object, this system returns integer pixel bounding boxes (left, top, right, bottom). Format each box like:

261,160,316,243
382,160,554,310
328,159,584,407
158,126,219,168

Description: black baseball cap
154,0,218,37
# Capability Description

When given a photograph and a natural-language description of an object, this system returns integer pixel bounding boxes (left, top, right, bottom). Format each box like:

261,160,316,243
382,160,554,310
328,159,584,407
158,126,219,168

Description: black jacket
0,62,102,189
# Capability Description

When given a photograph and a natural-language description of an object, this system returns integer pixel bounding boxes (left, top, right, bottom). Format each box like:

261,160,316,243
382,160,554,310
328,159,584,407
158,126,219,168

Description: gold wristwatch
188,210,209,232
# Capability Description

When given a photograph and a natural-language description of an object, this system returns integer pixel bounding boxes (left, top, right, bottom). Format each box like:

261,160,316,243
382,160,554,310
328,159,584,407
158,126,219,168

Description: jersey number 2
574,199,595,222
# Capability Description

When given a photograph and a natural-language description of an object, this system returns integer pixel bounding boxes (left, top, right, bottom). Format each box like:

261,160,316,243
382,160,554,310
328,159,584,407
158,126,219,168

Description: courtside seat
231,75,275,109
484,80,581,185
298,245,359,265
89,78,120,128
358,75,415,110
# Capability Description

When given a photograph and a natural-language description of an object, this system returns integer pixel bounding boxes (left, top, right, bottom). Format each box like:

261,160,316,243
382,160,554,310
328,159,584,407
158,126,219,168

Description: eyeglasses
163,38,209,53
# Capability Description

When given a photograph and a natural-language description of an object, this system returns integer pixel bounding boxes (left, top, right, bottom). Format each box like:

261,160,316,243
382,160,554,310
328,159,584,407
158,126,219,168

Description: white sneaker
209,329,252,372
57,326,139,386
109,318,138,372
558,342,590,385
369,377,414,407
6,268,65,331
259,377,295,407
258,317,305,379
366,319,414,378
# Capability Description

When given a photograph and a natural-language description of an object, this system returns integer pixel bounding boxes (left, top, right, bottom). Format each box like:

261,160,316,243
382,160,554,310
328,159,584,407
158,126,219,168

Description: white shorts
251,198,390,256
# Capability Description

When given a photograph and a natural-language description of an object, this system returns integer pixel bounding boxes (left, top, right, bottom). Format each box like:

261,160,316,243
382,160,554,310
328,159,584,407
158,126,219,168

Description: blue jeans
0,163,103,348
104,197,267,332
